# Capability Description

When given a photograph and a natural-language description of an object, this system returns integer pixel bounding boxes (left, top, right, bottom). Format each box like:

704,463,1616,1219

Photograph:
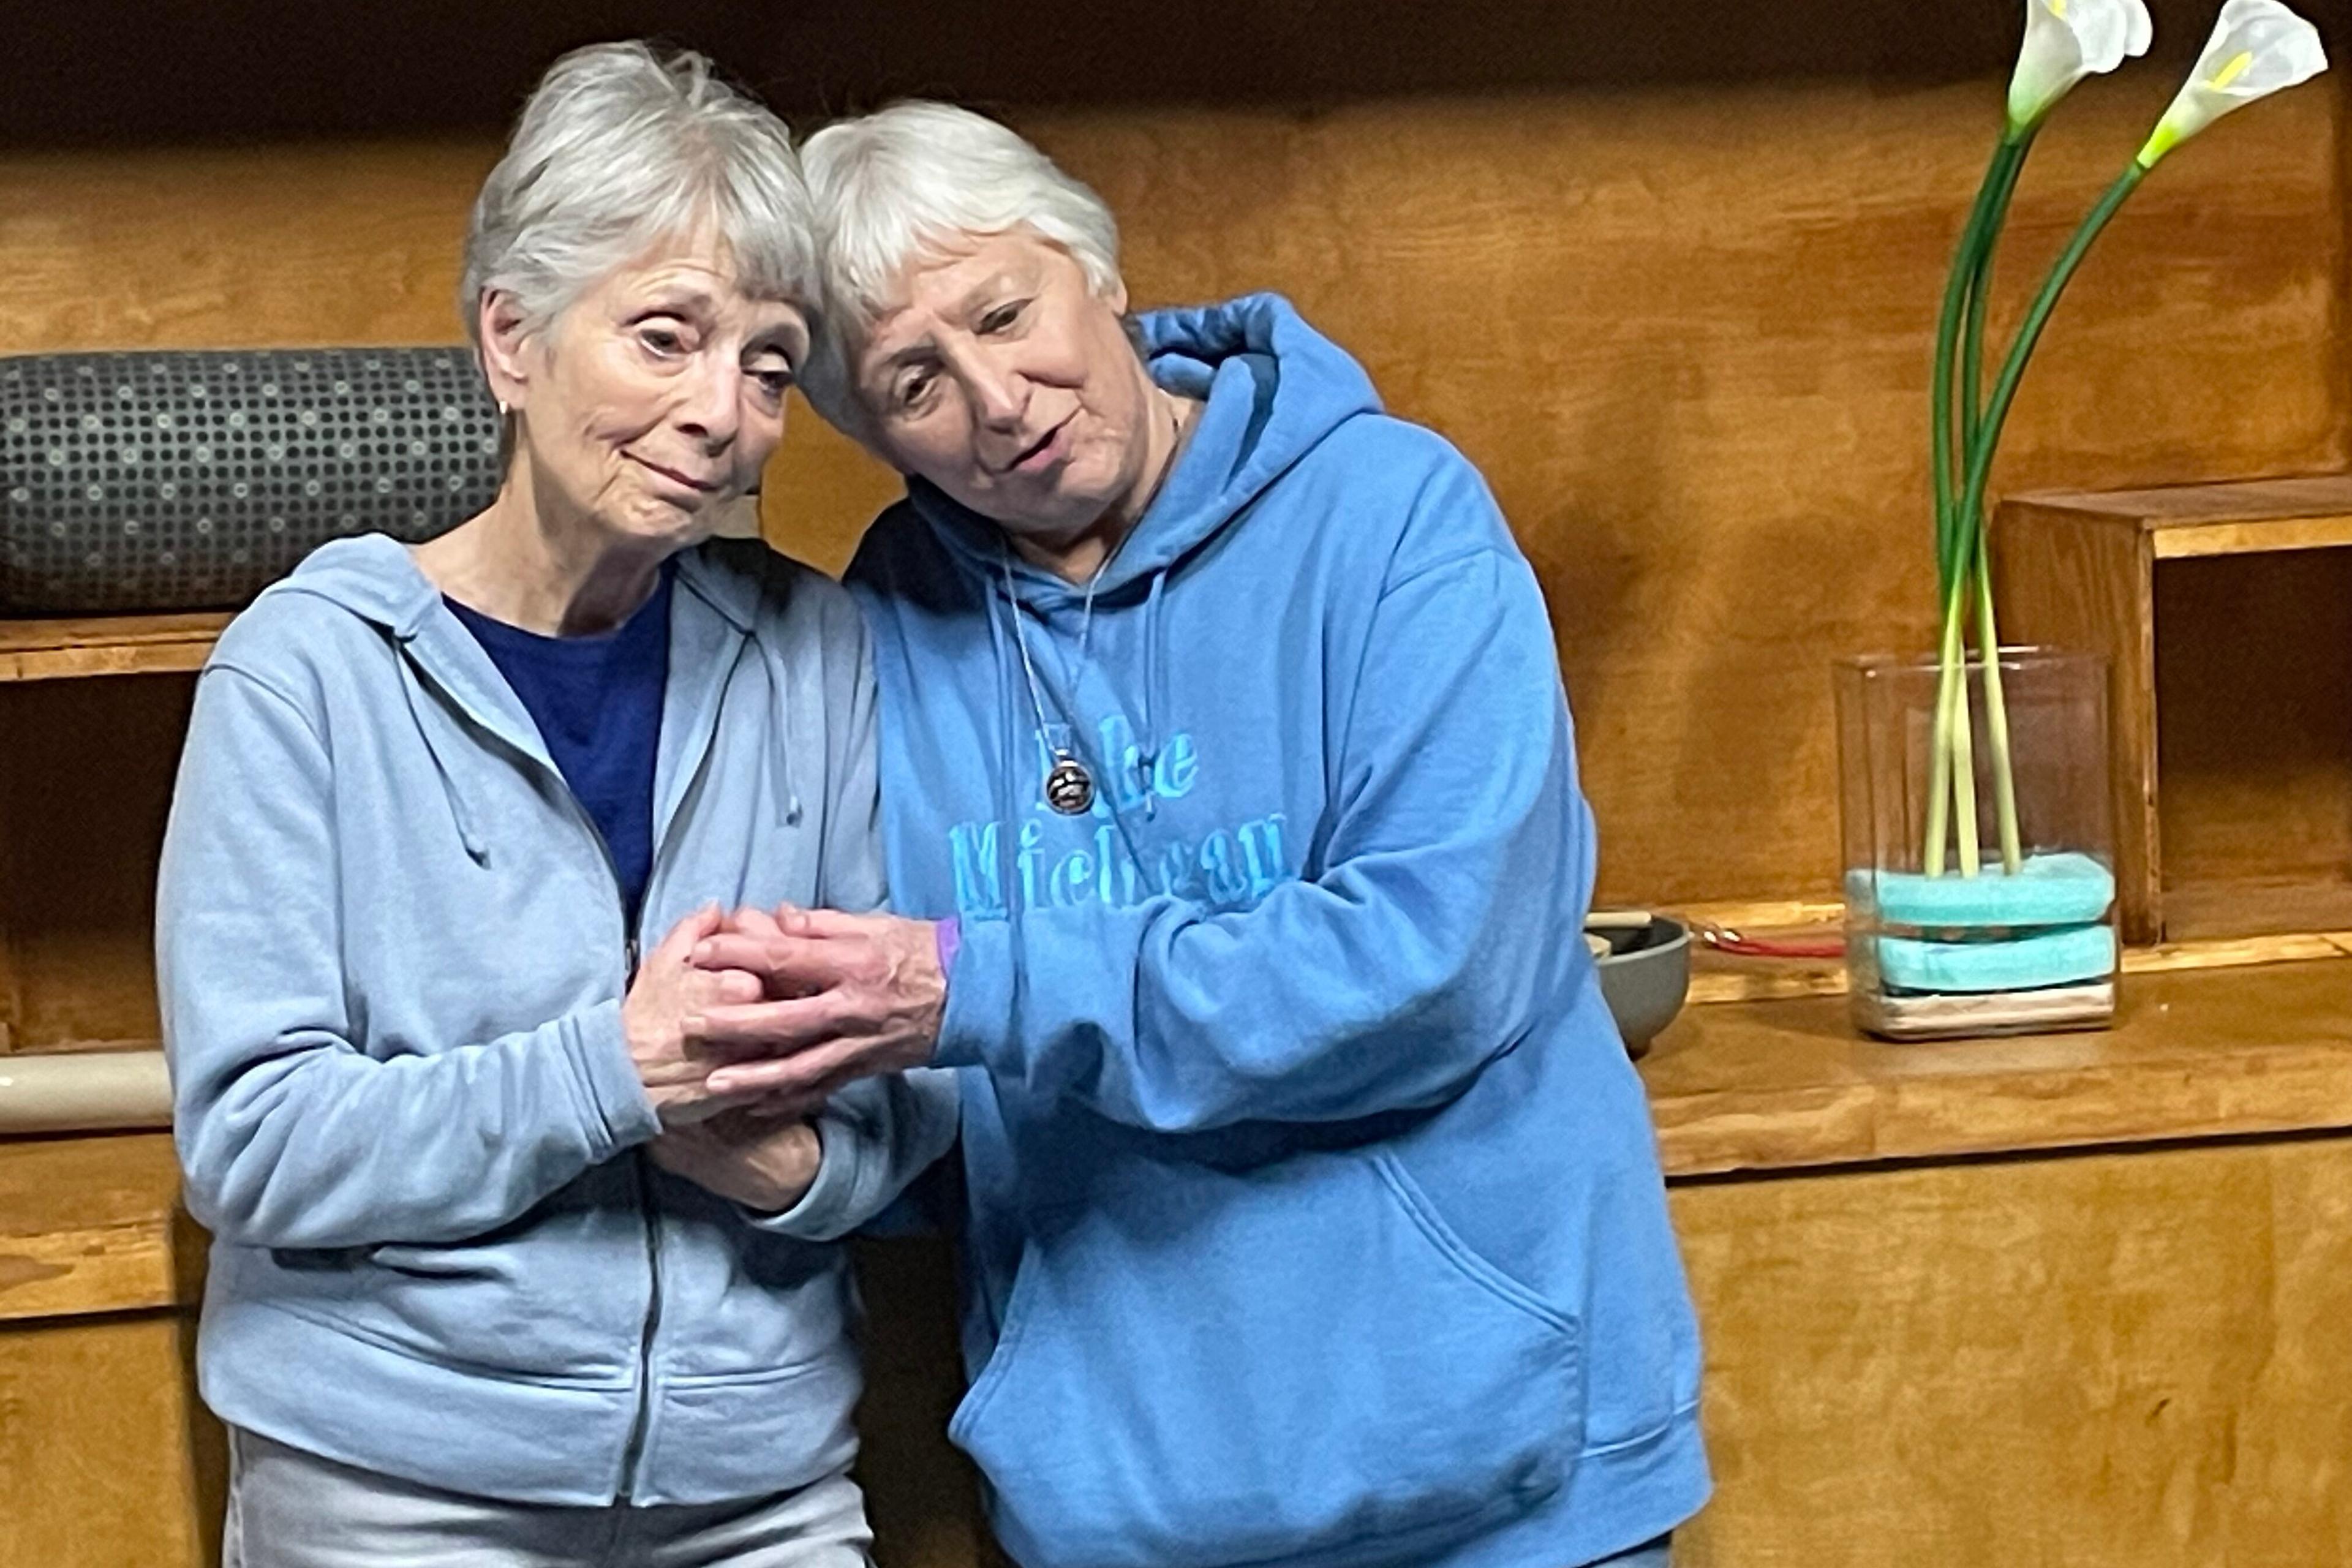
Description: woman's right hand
622,905,771,1125
647,1107,824,1213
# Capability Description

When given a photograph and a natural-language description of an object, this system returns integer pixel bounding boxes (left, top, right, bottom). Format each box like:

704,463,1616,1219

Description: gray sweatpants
224,1428,874,1568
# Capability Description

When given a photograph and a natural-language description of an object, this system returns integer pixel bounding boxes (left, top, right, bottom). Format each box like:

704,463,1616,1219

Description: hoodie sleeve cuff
564,998,663,1156
737,1117,857,1239
933,916,1013,1073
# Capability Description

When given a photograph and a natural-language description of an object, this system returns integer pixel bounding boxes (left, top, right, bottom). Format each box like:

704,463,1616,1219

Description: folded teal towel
1851,851,2114,932
1874,922,2116,994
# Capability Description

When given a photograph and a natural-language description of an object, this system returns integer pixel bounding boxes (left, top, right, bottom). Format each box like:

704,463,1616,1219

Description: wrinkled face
853,229,1155,546
486,236,809,549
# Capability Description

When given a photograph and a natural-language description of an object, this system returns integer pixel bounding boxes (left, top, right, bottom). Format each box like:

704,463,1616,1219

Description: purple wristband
933,916,962,981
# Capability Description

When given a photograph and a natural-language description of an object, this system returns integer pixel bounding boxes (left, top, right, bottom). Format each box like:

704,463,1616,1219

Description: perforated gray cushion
1,347,500,614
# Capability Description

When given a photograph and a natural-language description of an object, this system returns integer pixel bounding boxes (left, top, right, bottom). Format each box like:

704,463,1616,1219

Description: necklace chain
996,389,1189,814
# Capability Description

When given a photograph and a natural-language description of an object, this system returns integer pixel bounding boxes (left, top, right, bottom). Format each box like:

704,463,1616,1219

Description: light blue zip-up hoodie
158,533,957,1507
848,296,1709,1568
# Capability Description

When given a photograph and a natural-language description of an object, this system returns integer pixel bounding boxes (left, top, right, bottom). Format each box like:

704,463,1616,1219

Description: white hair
797,101,1123,433
459,42,816,348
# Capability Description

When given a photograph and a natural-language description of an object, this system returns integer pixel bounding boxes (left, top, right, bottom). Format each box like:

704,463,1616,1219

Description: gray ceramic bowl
1591,915,1692,1057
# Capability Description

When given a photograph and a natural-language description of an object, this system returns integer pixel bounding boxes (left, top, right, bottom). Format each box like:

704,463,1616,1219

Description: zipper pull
625,936,641,981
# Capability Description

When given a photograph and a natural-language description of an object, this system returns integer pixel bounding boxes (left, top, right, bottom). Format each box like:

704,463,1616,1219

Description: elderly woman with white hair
688,104,1709,1568
157,45,952,1566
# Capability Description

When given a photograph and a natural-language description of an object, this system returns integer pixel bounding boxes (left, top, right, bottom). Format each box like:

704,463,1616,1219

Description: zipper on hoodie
609,704,726,1505
407,594,745,1506
565,813,666,1507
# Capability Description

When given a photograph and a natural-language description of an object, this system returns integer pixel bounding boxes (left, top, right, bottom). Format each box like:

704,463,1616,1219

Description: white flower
2008,0,2155,131
2138,0,2328,166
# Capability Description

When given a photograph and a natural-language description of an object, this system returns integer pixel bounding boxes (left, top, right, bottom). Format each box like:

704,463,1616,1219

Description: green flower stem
1932,135,2032,592
1973,540,2024,873
1966,140,2029,874
1923,585,1966,878
1948,612,1982,880
1923,131,2027,876
1962,132,2035,460
1926,162,2143,877
1949,164,2144,603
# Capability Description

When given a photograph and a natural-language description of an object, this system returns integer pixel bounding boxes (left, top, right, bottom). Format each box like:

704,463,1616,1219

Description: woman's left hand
647,1106,824,1214
687,906,946,1100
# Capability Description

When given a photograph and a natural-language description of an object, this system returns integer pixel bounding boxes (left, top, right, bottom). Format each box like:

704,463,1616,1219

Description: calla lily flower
2007,0,2154,133
2138,0,2328,167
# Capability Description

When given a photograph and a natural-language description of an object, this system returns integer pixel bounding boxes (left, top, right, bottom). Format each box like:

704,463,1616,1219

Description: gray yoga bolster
1,347,499,614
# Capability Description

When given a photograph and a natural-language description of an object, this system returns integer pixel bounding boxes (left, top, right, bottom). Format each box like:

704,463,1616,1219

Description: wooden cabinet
0,624,216,1565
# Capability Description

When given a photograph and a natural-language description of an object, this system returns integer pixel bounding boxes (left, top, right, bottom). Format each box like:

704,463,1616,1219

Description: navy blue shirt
448,568,673,922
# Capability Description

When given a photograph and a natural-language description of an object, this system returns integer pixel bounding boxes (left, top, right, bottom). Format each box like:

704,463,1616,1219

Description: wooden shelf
1642,957,2352,1180
1680,903,2352,1005
2005,473,2352,558
0,614,228,682
1996,475,2352,944
0,1132,194,1323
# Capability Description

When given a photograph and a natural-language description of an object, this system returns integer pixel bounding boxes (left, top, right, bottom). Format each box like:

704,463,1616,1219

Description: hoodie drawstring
984,578,1023,919
762,633,805,829
394,643,490,865
1136,570,1170,823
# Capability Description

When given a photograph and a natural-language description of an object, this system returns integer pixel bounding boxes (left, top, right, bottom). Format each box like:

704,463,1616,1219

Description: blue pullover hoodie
158,534,957,1507
846,296,1709,1568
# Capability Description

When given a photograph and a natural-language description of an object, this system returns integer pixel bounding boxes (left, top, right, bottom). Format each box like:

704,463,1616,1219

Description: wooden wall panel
0,1310,221,1568
1,62,2343,916
1671,1136,2352,1567
0,677,195,1051
851,1237,1002,1568
2154,549,2352,934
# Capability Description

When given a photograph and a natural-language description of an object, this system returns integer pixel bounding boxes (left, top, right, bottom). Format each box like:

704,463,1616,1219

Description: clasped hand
621,903,944,1124
620,903,943,1212
684,903,947,1105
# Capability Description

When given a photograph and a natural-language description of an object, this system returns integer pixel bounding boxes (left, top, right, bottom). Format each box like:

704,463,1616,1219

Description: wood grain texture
0,1309,222,1568
1670,1135,2352,1568
2155,548,2352,941
2010,472,2352,526
0,1132,196,1321
6,77,2343,908
0,677,194,1052
2155,514,2352,559
1640,958,2352,1177
0,141,492,350
0,612,231,682
1994,502,2162,940
2000,481,2352,944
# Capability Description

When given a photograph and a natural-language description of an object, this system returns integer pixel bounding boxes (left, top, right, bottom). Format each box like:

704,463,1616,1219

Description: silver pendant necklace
997,391,1186,816
1001,540,1110,816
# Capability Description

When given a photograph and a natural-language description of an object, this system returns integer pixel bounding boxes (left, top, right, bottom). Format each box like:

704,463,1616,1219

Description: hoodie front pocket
949,1146,1582,1568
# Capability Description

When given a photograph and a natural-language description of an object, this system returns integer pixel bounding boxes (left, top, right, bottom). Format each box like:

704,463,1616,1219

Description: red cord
1695,924,1846,959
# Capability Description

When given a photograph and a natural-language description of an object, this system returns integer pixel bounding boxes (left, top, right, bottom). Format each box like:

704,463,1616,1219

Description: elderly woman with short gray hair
688,102,1708,1568
157,44,949,1566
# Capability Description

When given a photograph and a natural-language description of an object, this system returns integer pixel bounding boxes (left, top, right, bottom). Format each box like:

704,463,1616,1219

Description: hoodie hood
260,530,809,856
909,293,1382,602
891,294,1383,832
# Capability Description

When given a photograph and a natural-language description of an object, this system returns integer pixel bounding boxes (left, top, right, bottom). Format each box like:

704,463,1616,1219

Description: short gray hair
798,101,1122,432
460,42,816,349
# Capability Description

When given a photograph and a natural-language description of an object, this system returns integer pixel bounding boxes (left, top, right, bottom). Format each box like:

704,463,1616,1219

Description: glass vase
1834,648,2116,1040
